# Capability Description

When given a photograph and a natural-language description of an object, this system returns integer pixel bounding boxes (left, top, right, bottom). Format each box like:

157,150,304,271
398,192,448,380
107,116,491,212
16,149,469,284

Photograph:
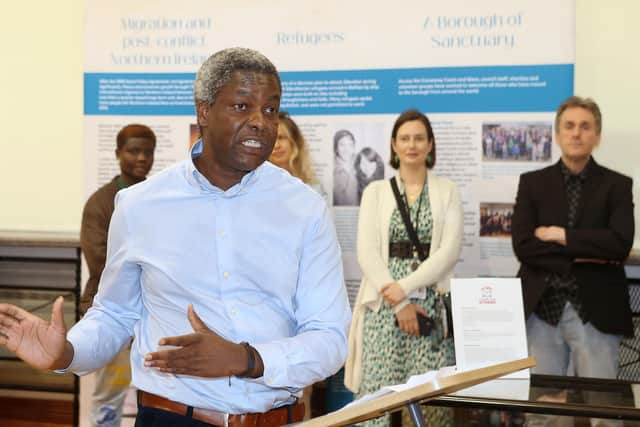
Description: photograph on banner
479,115,560,183
450,278,529,379
460,176,518,276
331,121,387,207
482,121,553,162
479,202,514,238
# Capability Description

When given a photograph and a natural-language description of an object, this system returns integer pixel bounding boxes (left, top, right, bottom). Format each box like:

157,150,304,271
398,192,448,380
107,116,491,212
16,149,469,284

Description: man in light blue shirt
0,48,351,427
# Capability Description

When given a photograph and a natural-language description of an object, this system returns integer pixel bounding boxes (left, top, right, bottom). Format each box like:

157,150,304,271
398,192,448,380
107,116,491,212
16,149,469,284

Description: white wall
575,2,640,246
0,1,83,232
1,1,638,243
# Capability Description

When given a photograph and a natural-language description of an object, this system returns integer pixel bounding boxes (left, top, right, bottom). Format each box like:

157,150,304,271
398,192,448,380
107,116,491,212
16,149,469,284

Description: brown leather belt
138,391,305,427
389,241,430,259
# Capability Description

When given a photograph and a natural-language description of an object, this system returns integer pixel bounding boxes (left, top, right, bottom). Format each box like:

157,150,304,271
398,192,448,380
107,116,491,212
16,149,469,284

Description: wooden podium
297,357,536,427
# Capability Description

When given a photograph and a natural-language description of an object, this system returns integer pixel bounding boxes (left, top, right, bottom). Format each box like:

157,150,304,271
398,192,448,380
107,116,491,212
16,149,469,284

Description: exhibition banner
84,0,575,303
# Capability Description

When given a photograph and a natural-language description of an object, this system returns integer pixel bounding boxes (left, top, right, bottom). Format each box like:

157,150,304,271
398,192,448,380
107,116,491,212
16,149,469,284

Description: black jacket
512,159,635,336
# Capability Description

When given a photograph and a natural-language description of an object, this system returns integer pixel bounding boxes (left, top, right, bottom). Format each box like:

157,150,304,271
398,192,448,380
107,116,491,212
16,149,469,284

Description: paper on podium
451,278,529,379
295,357,535,427
341,366,457,410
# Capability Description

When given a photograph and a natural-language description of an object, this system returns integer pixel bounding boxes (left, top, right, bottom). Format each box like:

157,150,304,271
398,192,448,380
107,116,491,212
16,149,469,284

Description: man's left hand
382,282,406,307
144,304,247,378
534,226,566,245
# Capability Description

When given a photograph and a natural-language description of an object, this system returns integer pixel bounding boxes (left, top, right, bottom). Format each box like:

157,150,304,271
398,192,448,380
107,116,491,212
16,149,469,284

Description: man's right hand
144,304,260,378
0,296,73,370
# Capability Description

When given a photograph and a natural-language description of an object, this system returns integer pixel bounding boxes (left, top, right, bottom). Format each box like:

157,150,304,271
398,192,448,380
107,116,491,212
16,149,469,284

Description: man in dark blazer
512,96,635,394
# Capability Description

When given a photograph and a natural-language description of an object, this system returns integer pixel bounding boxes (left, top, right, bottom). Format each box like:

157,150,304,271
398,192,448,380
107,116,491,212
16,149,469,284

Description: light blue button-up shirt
66,141,351,413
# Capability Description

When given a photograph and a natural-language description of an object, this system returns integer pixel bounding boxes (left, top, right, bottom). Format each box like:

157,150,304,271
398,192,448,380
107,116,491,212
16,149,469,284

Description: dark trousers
135,406,215,427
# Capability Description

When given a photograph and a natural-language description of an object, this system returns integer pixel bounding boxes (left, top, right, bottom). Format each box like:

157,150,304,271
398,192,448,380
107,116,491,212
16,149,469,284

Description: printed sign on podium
450,278,529,379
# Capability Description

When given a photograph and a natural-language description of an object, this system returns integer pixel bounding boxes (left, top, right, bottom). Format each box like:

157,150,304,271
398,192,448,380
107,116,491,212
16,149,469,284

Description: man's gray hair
555,96,602,135
194,47,281,106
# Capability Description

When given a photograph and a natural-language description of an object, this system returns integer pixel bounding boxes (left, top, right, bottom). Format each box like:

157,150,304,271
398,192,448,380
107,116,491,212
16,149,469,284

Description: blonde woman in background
345,109,463,426
270,112,315,181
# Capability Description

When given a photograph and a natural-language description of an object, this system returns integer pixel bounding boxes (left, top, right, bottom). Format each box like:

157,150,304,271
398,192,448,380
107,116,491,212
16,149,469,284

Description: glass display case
431,257,640,427
429,374,640,426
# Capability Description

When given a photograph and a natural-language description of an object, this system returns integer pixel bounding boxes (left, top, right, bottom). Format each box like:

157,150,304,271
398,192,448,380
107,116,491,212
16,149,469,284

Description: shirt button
230,308,237,316
223,272,229,279
220,230,226,237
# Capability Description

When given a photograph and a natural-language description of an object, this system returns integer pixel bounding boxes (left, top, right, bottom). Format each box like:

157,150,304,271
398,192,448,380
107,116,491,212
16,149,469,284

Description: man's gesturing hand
0,297,74,370
144,304,248,378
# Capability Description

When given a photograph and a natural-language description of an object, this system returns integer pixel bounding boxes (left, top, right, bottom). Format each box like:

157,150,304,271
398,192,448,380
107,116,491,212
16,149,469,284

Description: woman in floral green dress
345,110,464,426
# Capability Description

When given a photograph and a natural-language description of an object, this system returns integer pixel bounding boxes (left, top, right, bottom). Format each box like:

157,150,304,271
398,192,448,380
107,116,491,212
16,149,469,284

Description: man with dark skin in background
81,124,155,427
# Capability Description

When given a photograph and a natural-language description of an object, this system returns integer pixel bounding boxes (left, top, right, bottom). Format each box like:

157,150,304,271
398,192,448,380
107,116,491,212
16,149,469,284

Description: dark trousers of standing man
135,406,215,427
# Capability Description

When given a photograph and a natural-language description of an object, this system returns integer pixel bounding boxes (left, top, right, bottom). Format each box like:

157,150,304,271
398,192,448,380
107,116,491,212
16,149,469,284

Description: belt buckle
223,413,229,427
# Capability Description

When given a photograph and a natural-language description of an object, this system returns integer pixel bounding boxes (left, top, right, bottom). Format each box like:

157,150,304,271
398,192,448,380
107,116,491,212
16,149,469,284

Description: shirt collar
185,139,261,195
560,157,591,183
